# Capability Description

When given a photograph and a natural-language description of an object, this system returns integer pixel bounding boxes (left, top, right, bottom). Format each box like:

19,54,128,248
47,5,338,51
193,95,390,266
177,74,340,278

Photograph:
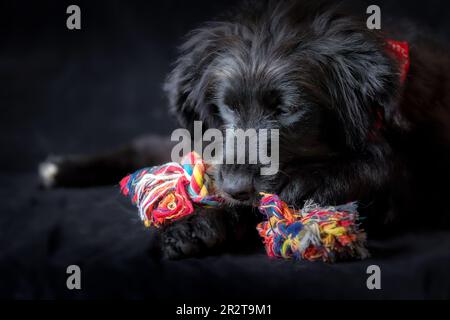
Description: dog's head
164,1,399,206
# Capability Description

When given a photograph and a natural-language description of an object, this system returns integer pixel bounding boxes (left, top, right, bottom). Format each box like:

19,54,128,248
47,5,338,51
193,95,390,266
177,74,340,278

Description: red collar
369,39,410,139
386,39,410,83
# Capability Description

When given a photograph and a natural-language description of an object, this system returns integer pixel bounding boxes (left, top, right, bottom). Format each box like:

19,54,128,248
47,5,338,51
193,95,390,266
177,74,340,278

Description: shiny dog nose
221,175,254,201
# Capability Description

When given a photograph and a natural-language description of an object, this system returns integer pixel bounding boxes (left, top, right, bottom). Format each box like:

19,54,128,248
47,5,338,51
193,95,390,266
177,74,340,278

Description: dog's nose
221,175,254,202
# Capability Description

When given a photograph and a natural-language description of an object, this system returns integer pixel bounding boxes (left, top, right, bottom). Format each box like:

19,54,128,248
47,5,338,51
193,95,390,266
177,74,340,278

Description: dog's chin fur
164,0,450,230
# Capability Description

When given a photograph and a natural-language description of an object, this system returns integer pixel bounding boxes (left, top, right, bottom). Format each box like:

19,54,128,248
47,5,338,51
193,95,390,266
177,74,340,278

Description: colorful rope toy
120,152,369,262
257,194,369,262
119,152,221,227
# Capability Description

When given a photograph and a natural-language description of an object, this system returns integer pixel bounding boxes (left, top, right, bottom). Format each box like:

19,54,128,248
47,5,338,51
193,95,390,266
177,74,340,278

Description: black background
2,0,450,172
1,0,450,300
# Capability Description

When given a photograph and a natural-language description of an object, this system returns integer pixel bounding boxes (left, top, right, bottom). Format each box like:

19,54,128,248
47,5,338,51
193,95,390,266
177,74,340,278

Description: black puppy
40,0,450,258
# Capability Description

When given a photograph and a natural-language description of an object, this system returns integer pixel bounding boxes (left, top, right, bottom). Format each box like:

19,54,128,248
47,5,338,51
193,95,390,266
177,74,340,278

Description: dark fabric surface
1,0,450,299
1,171,450,299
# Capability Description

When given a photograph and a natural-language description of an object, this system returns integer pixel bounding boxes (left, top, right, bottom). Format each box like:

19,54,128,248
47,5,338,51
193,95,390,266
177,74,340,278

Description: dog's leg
39,135,175,188
160,206,260,259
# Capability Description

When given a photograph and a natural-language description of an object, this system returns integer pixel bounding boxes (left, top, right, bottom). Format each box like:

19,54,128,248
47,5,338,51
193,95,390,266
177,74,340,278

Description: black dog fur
40,0,450,259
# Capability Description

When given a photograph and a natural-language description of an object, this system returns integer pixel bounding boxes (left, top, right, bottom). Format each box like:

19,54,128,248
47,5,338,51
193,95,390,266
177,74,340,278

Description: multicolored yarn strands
119,152,221,228
120,154,369,262
257,194,369,262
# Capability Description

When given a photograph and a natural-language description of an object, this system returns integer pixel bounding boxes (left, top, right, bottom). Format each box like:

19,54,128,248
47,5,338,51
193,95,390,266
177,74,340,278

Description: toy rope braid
120,152,369,262
119,152,221,227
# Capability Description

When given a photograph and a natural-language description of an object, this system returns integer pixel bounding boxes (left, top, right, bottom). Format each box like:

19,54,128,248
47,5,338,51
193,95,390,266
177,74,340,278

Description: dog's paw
160,209,227,259
39,156,63,188
160,224,201,259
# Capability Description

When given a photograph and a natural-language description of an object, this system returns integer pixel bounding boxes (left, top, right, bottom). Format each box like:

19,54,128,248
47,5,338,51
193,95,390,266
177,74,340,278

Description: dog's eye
262,91,282,112
210,103,220,116
274,108,293,119
277,109,291,116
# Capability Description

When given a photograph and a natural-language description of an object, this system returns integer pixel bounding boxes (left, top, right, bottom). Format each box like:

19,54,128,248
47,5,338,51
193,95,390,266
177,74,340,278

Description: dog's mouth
216,177,289,208
212,162,290,208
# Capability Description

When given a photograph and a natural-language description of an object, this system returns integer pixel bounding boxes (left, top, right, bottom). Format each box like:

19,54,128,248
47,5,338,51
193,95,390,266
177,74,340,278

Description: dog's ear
306,12,402,149
164,23,227,134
